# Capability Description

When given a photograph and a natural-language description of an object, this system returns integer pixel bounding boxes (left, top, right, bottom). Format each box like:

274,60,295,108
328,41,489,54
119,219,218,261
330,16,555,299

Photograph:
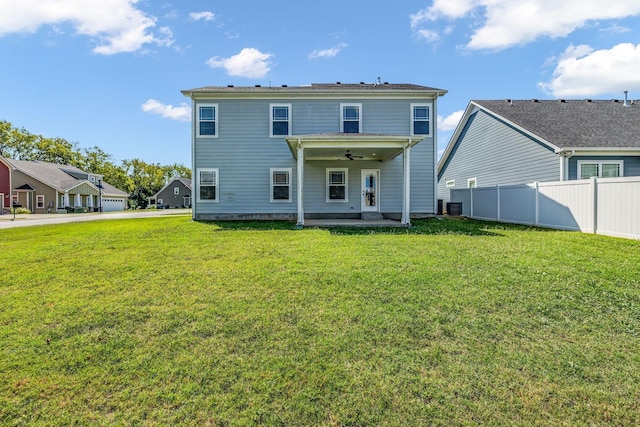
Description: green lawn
1,216,639,426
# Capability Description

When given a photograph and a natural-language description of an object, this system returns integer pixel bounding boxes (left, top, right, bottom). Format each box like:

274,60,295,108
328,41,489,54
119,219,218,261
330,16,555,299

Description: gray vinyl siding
194,97,436,217
437,110,558,203
568,156,640,179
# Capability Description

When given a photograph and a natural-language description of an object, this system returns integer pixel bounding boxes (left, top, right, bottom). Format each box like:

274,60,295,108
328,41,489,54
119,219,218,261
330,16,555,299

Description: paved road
0,209,191,229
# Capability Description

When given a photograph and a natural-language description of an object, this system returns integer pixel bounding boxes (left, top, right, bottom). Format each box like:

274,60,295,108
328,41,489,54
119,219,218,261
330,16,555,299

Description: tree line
0,120,190,208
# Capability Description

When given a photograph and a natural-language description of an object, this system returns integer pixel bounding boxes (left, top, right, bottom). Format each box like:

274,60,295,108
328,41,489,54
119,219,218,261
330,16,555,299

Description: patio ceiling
285,133,425,162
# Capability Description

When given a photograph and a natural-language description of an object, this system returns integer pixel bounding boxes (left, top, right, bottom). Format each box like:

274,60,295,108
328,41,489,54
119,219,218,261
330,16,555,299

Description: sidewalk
0,209,191,229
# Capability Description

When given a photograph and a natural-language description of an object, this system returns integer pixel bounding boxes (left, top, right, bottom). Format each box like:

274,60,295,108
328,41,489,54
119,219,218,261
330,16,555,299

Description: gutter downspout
557,150,575,181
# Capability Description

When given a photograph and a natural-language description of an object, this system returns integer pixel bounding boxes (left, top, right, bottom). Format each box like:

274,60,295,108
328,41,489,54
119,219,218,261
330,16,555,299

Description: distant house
0,156,128,213
181,82,447,225
149,177,191,208
0,156,11,213
437,98,640,203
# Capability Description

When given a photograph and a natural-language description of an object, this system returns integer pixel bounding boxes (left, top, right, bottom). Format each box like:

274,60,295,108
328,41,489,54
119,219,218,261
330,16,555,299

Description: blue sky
1,0,640,167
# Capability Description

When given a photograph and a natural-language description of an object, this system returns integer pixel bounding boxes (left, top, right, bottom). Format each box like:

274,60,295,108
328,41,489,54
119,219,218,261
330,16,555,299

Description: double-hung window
270,168,292,202
327,169,348,202
36,195,45,209
197,168,219,202
578,160,623,179
197,104,218,138
341,103,361,133
411,104,430,135
174,187,180,195
270,104,291,137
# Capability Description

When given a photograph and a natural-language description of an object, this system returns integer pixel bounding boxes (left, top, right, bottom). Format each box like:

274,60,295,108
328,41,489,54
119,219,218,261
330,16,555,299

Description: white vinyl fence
450,176,640,240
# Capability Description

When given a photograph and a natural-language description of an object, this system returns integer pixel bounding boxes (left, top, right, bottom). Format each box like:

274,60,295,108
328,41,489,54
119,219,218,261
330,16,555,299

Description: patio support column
402,144,411,225
64,192,70,208
296,142,304,226
75,193,81,207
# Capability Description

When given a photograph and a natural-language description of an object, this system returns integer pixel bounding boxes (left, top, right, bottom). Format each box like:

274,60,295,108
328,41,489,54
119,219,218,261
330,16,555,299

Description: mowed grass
1,216,639,426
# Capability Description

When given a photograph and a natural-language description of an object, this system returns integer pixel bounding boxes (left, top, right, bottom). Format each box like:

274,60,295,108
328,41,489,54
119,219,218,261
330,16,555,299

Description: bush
11,207,31,214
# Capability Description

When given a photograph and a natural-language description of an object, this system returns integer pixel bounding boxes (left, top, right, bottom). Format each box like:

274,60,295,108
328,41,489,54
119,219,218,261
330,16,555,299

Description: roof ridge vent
624,90,631,107
559,99,566,103
531,99,539,102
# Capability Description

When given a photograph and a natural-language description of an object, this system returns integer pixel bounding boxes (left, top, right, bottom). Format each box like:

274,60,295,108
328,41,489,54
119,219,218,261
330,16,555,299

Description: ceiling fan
343,150,363,160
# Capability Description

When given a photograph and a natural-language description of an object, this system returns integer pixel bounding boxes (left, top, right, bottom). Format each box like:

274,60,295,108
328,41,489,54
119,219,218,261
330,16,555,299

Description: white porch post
296,143,304,226
402,144,411,225
64,192,69,207
75,193,81,207
87,194,93,208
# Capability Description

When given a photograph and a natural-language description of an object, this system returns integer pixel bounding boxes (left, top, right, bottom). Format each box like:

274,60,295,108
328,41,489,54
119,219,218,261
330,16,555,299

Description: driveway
0,209,191,229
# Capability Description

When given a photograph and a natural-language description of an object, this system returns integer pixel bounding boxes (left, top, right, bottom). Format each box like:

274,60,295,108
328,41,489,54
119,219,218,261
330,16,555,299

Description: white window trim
196,103,218,138
326,168,349,203
269,103,292,138
174,187,180,195
36,195,45,209
445,179,455,188
340,103,362,133
467,177,477,188
197,168,219,203
270,168,292,203
577,160,624,179
158,198,163,205
410,103,431,136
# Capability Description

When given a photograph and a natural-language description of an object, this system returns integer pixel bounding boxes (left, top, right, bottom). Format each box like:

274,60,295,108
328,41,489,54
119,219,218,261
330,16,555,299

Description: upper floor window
197,104,218,138
197,168,219,202
467,178,477,188
270,104,291,137
411,104,430,135
270,168,292,202
174,187,180,195
341,103,361,133
578,160,623,179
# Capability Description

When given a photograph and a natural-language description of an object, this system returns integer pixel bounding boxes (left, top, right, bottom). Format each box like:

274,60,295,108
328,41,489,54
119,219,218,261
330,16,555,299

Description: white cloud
538,43,640,97
415,29,440,43
142,99,191,122
190,11,215,22
410,0,640,51
0,0,171,55
206,48,273,78
308,43,348,59
438,110,464,131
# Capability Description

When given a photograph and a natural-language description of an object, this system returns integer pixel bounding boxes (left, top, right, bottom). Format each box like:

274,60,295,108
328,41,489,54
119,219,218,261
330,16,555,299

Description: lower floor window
578,160,623,179
36,195,45,208
198,168,219,202
270,168,292,202
327,169,348,202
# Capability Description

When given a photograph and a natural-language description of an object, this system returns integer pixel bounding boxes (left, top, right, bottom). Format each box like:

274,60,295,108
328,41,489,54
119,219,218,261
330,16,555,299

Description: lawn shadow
200,217,557,236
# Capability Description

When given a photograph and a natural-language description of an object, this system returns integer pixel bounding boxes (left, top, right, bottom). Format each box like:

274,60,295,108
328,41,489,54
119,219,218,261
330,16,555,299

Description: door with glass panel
361,170,379,212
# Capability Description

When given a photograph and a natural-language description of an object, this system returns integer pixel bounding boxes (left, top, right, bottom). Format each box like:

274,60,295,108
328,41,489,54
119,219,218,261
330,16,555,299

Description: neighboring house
181,82,447,225
0,156,129,213
149,177,192,208
437,98,640,203
0,156,11,213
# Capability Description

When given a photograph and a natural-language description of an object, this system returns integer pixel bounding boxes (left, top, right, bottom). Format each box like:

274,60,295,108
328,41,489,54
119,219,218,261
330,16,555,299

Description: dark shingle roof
474,99,640,149
183,82,446,95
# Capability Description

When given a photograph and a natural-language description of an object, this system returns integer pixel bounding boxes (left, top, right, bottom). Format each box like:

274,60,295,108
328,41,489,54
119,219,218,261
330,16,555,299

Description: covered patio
285,133,424,226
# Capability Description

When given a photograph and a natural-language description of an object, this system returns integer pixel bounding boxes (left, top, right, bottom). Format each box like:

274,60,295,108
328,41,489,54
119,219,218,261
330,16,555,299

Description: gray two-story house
181,83,447,225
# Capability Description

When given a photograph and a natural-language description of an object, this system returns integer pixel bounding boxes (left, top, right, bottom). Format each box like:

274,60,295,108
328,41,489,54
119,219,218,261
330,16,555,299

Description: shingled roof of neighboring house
4,158,128,196
473,99,640,149
182,82,447,96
